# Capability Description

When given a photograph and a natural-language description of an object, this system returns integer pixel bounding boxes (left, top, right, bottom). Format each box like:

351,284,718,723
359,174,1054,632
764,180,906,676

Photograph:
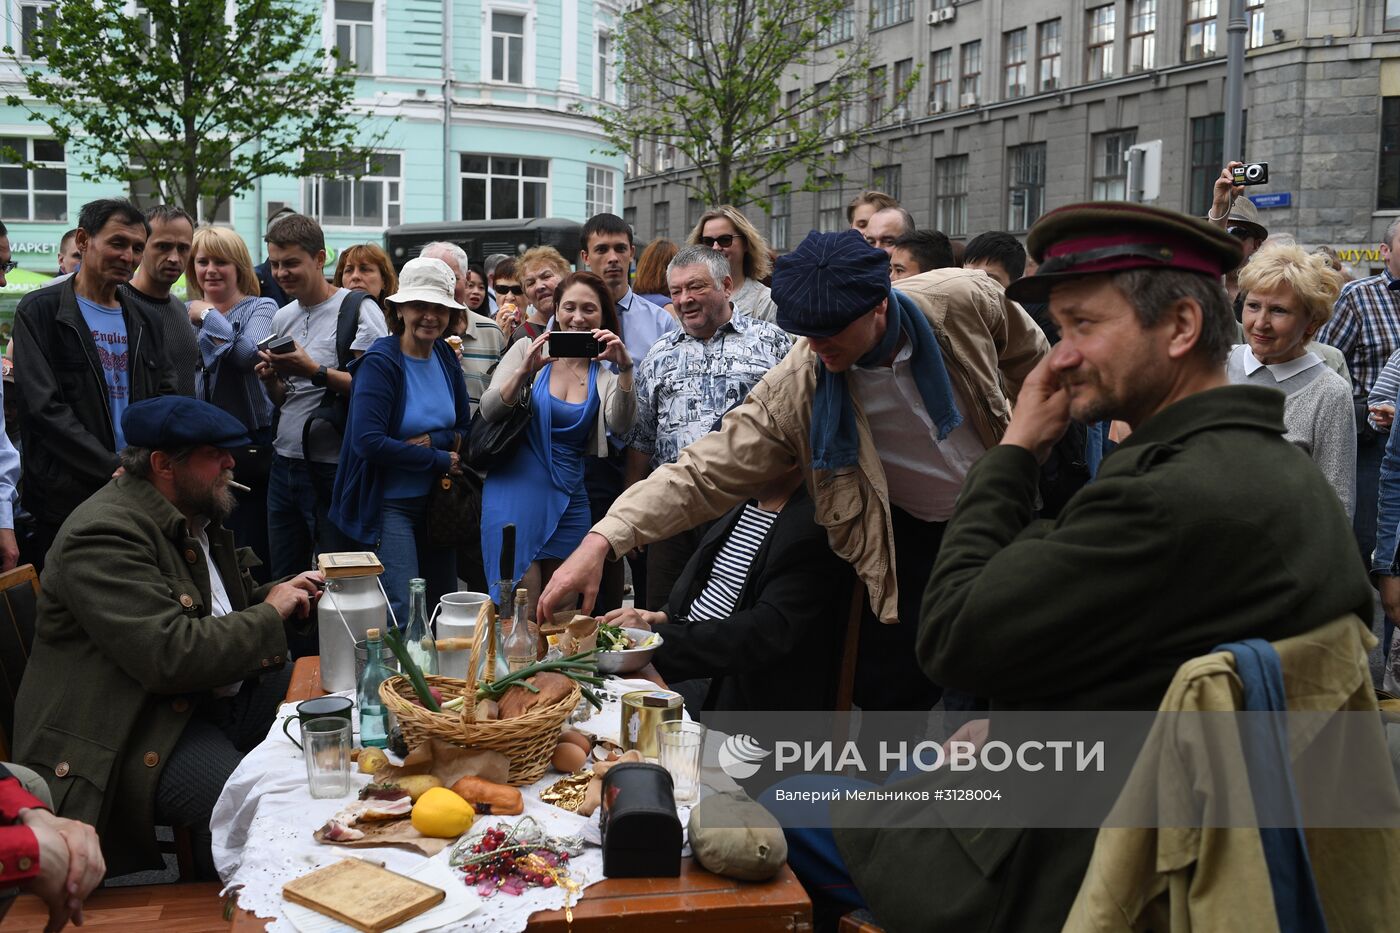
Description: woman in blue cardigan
330,257,473,623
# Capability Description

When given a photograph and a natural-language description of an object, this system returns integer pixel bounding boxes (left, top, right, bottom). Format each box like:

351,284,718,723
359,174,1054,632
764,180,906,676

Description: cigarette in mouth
228,480,252,493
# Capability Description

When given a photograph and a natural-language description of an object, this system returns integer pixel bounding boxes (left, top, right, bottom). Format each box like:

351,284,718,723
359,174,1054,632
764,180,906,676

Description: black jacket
655,488,855,711
12,278,177,527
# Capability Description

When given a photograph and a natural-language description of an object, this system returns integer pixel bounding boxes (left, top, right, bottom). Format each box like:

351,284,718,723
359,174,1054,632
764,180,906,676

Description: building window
930,48,952,113
585,166,614,216
1247,0,1265,49
1189,113,1224,215
1185,0,1217,61
1388,0,1400,31
1128,0,1157,72
959,41,981,106
867,66,886,124
818,179,844,232
1086,5,1116,81
491,11,526,84
769,186,790,250
623,205,636,228
893,58,913,114
1006,143,1046,232
1092,130,1137,200
1381,97,1400,210
596,33,610,100
935,156,968,237
819,1,855,45
0,137,65,221
869,0,912,31
304,151,400,228
652,201,670,239
332,0,375,73
686,197,703,231
1037,20,1062,92
836,78,858,134
18,1,56,59
1003,29,1027,100
872,166,902,203
460,154,546,220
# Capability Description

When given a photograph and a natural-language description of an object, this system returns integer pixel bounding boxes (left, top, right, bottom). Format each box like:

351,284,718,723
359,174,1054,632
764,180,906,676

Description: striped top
457,311,507,414
683,502,780,623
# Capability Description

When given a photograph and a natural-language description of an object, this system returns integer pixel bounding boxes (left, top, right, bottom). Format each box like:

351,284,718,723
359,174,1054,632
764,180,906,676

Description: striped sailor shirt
682,502,780,623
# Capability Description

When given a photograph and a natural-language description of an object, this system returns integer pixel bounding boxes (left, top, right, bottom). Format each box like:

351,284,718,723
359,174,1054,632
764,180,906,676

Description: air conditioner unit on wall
960,92,978,108
939,7,956,22
833,139,847,154
928,99,946,114
926,11,938,25
893,106,909,123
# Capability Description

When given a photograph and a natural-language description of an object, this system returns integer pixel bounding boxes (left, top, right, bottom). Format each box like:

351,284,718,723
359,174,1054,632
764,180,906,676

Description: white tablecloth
211,678,683,933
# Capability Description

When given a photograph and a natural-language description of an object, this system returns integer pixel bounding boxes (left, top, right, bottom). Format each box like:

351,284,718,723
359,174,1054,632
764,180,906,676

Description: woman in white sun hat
330,256,474,624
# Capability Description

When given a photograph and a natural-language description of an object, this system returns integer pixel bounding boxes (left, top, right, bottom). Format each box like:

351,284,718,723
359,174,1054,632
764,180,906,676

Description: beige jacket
594,267,1049,623
480,338,636,457
1064,614,1400,933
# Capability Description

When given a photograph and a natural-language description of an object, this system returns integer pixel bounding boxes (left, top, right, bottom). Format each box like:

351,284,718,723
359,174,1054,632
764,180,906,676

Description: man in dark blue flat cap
12,396,325,879
542,228,1048,711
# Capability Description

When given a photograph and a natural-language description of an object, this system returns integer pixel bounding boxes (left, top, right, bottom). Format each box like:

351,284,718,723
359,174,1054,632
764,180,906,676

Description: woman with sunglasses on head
687,205,777,323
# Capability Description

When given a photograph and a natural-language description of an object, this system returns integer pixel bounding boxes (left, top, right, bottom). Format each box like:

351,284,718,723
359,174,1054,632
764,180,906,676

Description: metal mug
281,695,354,750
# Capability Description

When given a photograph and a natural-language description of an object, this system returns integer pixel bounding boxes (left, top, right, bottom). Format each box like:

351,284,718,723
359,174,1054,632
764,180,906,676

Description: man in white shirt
254,215,387,581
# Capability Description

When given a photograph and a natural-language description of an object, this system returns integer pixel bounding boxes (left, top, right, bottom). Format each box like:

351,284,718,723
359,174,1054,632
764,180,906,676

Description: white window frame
0,134,67,222
321,0,386,76
15,0,56,60
585,165,615,216
595,30,612,102
484,4,533,87
459,153,550,221
303,150,403,230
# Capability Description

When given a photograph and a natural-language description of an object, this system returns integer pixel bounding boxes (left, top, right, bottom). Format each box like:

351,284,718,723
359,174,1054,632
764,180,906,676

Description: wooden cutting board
283,858,445,933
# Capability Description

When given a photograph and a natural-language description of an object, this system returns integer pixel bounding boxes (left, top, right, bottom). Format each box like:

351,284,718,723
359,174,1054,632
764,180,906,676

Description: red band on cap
1045,232,1224,278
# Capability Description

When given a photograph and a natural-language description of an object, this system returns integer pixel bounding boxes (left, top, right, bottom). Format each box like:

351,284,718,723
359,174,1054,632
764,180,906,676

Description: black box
599,762,682,878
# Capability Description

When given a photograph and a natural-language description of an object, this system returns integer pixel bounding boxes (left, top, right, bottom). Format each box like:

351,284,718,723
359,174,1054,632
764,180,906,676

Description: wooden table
232,657,813,932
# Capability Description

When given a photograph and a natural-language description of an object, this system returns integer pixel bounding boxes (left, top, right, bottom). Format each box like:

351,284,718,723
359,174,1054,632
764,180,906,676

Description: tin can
620,690,684,759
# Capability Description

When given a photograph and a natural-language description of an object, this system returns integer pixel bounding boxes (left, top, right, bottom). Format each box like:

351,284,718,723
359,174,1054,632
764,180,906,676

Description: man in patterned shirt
1316,216,1400,561
626,244,792,608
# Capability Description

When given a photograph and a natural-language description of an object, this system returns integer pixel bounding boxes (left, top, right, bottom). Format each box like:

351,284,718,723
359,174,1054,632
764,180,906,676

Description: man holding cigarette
13,396,323,879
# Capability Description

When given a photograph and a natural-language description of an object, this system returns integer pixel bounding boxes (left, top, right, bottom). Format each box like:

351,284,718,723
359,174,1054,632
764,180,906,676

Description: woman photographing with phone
479,271,637,621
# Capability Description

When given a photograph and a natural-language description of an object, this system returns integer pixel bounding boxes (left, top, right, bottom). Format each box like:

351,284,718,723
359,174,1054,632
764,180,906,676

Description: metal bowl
595,628,663,675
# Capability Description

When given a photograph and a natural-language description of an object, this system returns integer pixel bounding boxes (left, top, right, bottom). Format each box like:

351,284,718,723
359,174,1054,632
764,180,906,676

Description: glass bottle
404,578,438,676
358,627,390,749
505,588,536,673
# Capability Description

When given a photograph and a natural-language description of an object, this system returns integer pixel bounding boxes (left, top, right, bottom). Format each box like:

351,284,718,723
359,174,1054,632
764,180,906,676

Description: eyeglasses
1226,227,1257,241
0,262,16,273
699,234,744,248
496,284,525,296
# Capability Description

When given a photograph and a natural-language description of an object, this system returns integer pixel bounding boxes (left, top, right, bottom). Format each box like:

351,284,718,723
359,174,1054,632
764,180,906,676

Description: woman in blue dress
480,271,637,621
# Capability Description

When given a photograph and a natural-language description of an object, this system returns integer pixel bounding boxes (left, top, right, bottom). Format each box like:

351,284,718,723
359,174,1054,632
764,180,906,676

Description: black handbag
465,379,532,471
426,435,483,549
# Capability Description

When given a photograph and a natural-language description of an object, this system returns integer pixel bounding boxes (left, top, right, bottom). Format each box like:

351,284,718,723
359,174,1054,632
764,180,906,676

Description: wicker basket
379,599,579,786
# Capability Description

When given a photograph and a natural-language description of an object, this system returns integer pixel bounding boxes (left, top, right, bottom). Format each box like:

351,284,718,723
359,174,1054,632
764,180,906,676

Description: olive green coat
13,475,288,875
836,385,1374,932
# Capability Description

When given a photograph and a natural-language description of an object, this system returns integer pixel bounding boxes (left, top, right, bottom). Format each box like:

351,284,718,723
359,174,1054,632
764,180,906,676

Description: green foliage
4,0,387,218
587,0,917,210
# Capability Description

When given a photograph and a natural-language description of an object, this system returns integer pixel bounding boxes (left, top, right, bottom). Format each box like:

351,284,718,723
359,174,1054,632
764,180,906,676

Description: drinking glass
658,720,706,806
302,717,352,798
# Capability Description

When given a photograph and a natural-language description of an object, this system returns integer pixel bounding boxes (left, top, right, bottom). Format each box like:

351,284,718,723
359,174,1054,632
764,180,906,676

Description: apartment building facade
0,0,625,277
624,0,1400,272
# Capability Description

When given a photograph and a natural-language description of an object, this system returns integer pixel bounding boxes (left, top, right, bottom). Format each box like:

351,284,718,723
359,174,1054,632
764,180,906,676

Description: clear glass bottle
505,588,535,673
357,627,390,748
404,578,438,676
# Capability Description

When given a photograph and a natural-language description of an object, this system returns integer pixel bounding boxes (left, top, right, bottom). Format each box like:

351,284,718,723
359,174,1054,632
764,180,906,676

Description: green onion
383,627,441,712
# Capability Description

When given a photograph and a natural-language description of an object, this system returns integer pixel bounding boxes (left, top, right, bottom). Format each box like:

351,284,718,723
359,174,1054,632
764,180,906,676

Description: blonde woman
1227,242,1353,514
506,245,572,347
687,205,777,322
186,225,281,565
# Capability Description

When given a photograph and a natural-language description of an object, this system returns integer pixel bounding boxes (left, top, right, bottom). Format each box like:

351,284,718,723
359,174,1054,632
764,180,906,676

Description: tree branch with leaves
4,0,391,219
585,0,917,210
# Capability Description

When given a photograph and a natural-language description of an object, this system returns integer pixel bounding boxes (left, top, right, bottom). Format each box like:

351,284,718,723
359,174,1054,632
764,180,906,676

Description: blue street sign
1247,192,1291,209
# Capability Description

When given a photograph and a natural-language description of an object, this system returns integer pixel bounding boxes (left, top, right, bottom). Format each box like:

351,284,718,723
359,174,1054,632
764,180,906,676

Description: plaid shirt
1317,267,1400,401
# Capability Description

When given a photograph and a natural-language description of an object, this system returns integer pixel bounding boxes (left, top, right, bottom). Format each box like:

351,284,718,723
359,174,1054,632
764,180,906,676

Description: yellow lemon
411,786,476,838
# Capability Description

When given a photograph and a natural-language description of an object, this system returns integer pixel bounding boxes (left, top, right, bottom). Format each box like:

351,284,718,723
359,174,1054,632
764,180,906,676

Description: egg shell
559,730,592,753
552,741,588,773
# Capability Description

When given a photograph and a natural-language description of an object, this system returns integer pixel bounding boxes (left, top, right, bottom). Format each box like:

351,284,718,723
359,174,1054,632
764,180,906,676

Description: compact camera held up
1231,161,1270,186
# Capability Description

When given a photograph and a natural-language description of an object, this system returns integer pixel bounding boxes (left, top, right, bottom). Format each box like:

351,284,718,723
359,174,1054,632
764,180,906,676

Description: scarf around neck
809,289,962,471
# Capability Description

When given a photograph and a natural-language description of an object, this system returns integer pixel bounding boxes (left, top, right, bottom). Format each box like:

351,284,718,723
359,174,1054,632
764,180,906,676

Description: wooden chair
0,563,40,762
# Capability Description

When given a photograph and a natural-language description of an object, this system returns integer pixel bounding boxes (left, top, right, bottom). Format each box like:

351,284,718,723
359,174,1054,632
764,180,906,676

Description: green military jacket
835,385,1374,931
13,475,288,875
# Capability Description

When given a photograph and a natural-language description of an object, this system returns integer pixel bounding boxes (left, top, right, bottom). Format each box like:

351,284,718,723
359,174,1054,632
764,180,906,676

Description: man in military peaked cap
832,203,1375,931
13,397,324,878
540,228,1048,711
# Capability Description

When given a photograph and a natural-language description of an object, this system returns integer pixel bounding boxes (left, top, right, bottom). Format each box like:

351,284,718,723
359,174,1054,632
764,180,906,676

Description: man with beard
13,396,324,878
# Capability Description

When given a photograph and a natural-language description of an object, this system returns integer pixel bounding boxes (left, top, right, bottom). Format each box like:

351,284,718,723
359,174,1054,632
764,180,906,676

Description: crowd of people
0,156,1396,930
